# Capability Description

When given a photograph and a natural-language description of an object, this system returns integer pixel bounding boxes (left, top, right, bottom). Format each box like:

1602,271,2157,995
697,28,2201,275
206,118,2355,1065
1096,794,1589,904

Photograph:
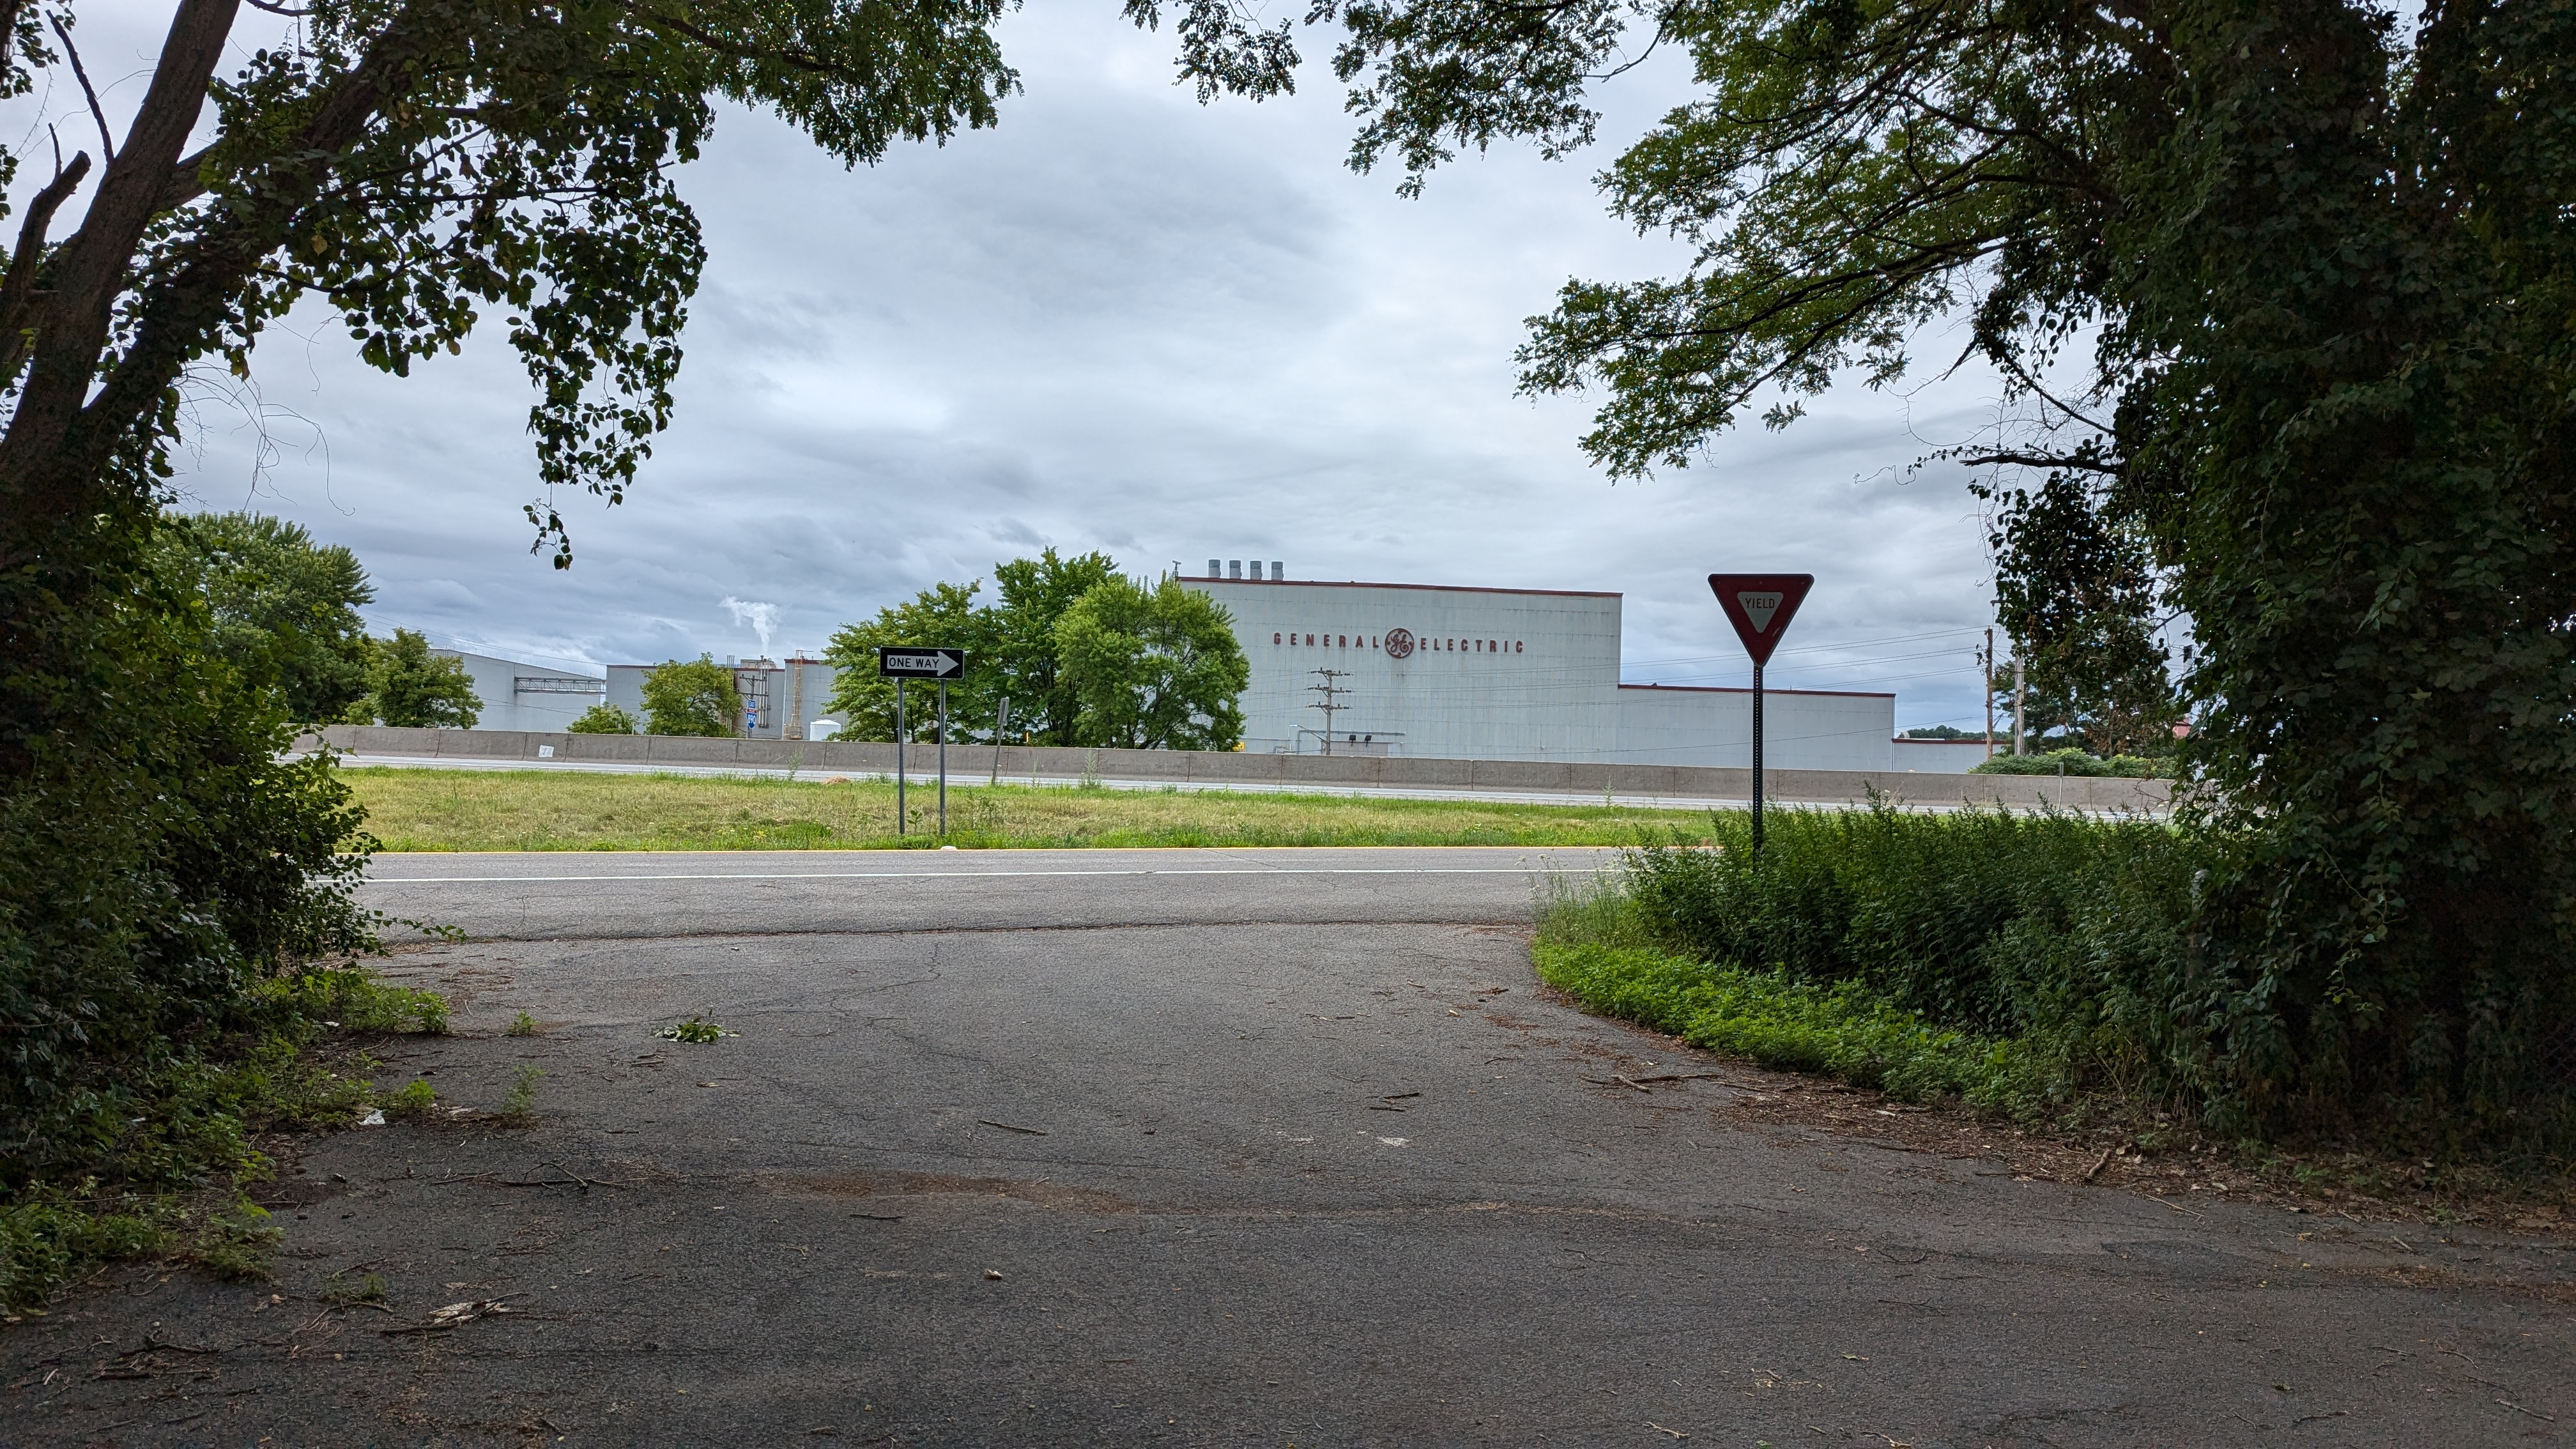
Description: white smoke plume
721,596,779,658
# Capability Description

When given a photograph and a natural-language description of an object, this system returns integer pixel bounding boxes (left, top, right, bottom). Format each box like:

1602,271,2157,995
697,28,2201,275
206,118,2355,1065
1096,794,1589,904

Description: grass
1534,873,2045,1110
341,767,1719,852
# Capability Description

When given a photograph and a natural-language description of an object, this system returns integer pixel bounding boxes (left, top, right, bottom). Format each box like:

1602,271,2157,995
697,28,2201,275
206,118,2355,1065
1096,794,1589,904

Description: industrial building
1181,564,1898,770
429,648,609,733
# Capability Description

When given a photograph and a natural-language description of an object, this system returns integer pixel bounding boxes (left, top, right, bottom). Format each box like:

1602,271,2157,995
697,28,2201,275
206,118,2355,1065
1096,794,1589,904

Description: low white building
1181,571,1897,770
430,649,606,733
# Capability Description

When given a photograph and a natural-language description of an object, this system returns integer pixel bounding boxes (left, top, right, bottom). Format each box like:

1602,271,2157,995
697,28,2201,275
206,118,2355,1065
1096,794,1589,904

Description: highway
6,848,2564,1445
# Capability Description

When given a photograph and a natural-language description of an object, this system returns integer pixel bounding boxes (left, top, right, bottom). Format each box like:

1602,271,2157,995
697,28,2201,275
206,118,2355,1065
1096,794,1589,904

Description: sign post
1707,574,1814,853
878,648,968,841
989,696,1011,786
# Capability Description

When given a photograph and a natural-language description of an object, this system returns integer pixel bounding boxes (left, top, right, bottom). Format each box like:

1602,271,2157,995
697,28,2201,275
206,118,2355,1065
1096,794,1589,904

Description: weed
2,965,449,1312
654,1016,729,1044
505,1011,539,1038
1,1192,162,1313
321,1269,389,1306
498,1065,544,1124
193,1199,282,1282
379,1079,437,1120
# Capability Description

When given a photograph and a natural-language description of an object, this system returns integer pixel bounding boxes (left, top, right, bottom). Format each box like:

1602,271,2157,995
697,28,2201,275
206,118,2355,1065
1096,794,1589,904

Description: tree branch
0,146,95,382
0,0,242,533
1961,450,2122,474
47,14,118,165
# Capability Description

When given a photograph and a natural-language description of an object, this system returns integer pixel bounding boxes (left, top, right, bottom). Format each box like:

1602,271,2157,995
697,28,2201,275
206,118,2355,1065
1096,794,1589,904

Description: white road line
364,866,1616,884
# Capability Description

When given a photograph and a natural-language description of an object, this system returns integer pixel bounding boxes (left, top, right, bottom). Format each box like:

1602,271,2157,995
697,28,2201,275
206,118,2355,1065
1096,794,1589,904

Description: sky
40,3,2021,732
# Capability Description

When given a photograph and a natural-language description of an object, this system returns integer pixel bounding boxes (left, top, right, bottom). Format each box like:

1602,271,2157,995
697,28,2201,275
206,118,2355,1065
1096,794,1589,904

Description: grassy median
342,767,1716,851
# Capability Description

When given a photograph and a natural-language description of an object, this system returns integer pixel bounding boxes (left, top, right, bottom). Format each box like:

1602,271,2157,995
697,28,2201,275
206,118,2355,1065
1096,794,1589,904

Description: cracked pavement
6,847,2571,1446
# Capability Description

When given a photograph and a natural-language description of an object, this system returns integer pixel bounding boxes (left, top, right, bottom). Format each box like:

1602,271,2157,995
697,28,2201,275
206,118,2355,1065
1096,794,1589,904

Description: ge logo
1384,628,1414,659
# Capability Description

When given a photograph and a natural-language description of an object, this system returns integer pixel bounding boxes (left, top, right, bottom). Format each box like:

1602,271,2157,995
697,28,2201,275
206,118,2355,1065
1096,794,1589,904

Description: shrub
566,703,638,735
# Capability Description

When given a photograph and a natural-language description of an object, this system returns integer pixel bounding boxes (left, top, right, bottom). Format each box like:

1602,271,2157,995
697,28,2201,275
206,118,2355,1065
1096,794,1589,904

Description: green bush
357,629,481,728
640,657,740,737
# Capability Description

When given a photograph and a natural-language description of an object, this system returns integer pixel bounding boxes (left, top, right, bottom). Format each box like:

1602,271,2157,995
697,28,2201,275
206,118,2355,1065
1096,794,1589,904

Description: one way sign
877,647,967,678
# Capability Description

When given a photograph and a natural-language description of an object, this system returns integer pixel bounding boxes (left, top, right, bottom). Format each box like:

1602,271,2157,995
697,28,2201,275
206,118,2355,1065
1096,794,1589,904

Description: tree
1055,576,1248,751
640,657,740,738
362,629,480,728
1304,0,2576,1142
991,549,1123,745
822,581,999,742
0,0,1296,1289
566,703,638,735
151,512,376,724
1984,477,2180,759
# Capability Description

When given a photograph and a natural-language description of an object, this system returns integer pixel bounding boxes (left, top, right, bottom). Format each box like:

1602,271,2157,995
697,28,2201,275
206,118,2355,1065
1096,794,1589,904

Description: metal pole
989,696,1010,786
1751,661,1765,854
1983,628,1995,760
2012,659,2027,756
937,680,949,836
895,679,907,836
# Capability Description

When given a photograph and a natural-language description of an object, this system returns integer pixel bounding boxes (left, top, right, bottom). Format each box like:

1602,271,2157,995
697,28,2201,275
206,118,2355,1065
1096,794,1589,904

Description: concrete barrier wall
303,724,2174,814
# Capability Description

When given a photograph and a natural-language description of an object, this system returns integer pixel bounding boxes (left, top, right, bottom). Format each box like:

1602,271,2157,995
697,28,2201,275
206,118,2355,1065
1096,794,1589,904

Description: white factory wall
1188,579,1625,760
1612,684,1895,771
1184,578,1898,769
1892,738,1997,772
431,650,603,733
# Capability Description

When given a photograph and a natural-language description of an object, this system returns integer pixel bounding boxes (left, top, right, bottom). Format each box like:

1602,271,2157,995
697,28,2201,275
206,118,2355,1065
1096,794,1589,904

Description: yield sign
1708,574,1814,668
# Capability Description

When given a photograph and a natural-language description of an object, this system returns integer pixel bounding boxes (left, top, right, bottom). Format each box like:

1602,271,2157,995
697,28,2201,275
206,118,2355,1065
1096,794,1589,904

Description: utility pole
1307,668,1351,755
1982,628,1995,761
2012,657,2027,756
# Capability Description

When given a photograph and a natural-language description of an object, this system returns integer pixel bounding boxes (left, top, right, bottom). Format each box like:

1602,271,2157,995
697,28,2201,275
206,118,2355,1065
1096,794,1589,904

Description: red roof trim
1617,683,1897,700
1186,578,1620,600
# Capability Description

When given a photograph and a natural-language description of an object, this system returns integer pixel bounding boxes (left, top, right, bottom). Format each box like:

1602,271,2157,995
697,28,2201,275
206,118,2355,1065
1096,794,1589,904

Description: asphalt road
6,848,2569,1446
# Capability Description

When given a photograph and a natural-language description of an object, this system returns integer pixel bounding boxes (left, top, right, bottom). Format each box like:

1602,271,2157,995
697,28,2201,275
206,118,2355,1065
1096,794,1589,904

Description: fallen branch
381,1297,518,1335
2083,1147,2115,1183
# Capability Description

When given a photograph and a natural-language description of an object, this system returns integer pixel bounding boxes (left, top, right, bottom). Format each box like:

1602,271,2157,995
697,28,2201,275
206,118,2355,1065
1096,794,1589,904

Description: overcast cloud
60,3,2016,731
